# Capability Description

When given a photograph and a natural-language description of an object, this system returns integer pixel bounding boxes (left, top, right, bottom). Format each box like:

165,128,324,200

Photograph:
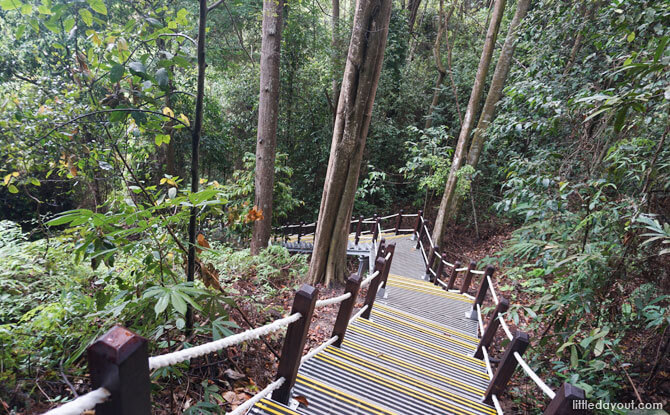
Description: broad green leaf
171,292,187,315
128,61,146,74
0,0,23,11
155,68,169,88
594,337,605,356
570,345,578,368
8,185,19,194
79,8,93,26
15,24,26,39
154,292,169,315
86,0,107,15
627,32,635,42
109,64,124,83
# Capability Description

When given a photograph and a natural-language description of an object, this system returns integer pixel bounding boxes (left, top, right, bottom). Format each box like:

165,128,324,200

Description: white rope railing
487,275,499,305
315,293,351,308
398,228,415,232
381,227,396,233
43,387,110,415
491,394,504,415
471,269,485,275
514,352,556,399
225,377,286,415
149,313,302,370
380,214,398,220
499,314,514,340
428,267,437,276
476,304,485,336
385,252,392,260
456,267,468,272
418,240,428,262
349,305,369,323
481,345,494,380
442,259,455,268
360,270,380,289
463,293,475,300
424,225,435,249
401,213,418,217
436,279,448,288
301,335,339,364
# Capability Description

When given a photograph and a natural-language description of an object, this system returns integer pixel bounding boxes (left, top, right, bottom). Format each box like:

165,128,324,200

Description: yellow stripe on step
343,339,485,397
296,374,399,415
346,325,490,380
387,282,473,303
371,309,476,350
358,318,485,367
314,353,491,415
324,346,492,413
258,399,300,415
373,303,479,343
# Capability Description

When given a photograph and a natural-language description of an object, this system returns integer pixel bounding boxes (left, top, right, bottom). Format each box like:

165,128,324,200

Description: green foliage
400,126,453,196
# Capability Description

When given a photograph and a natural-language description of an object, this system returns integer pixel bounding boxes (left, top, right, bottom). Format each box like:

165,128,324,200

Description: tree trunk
448,0,530,220
432,0,506,249
186,0,208,332
308,0,392,286
467,0,530,168
425,0,454,130
251,0,284,254
407,0,422,33
563,1,599,76
331,0,341,120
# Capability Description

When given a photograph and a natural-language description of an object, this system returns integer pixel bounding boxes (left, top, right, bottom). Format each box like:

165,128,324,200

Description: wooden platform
250,235,493,415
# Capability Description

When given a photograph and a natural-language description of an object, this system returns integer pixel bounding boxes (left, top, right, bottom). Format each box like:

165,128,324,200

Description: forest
0,0,669,413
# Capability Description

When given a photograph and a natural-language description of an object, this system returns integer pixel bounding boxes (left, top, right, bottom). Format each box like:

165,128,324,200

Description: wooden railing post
87,326,151,415
283,225,289,242
372,215,380,242
380,242,396,289
394,210,403,234
411,210,423,241
467,265,494,319
362,257,385,319
543,383,586,415
434,252,446,286
355,215,363,246
332,274,362,347
376,238,386,259
425,244,438,281
447,260,462,290
272,284,319,404
297,221,304,243
484,331,530,404
460,260,477,294
474,297,510,359
415,217,424,249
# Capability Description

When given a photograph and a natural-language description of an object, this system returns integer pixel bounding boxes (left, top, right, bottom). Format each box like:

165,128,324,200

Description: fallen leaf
294,395,309,407
223,391,237,403
224,368,246,380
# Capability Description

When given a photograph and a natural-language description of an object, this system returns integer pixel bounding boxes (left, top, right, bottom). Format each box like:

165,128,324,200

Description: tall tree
425,0,455,129
186,0,210,332
447,0,531,222
331,0,341,111
251,0,285,254
308,0,392,285
466,0,530,168
432,0,507,249
407,0,422,33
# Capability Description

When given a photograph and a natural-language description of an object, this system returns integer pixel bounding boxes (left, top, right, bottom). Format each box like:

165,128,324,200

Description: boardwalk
251,235,494,415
